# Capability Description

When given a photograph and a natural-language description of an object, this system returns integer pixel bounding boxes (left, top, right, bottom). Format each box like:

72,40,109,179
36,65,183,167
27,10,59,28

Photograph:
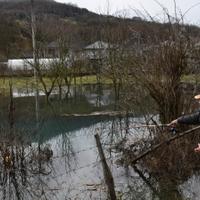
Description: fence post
94,134,117,200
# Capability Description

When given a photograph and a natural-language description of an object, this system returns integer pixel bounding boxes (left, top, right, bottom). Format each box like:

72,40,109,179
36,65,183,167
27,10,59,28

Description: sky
55,0,200,25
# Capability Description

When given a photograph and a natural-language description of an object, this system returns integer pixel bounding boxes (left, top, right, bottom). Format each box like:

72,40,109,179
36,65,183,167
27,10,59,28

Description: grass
181,74,200,84
73,75,112,84
0,74,199,96
0,75,112,95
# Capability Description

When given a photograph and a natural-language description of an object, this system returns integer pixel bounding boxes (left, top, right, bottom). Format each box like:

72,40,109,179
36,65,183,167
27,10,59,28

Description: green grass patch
0,75,112,96
181,74,200,84
73,75,112,85
1,74,199,96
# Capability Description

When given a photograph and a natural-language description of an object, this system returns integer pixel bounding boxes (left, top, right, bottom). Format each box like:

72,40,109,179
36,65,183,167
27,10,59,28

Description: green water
0,84,199,200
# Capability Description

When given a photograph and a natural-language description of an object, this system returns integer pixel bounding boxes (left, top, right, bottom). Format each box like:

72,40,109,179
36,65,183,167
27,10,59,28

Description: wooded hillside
0,0,199,60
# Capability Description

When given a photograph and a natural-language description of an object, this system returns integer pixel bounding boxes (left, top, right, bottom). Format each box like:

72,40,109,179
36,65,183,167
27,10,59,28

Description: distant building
7,58,60,71
0,61,8,75
82,41,114,74
83,41,112,60
46,41,60,58
2,41,114,75
46,40,112,60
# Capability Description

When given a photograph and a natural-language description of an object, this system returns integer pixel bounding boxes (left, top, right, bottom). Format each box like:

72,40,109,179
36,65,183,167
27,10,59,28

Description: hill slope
0,0,199,60
0,0,98,20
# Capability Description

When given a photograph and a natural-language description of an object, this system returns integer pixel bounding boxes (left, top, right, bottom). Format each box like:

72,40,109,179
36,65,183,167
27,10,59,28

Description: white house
83,41,113,60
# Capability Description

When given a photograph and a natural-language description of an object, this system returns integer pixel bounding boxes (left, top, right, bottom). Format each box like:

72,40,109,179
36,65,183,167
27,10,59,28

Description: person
168,94,200,152
194,144,200,152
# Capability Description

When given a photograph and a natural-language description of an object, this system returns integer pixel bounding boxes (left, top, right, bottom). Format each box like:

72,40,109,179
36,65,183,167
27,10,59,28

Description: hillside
0,0,199,60
0,0,103,59
0,0,53,2
0,0,98,20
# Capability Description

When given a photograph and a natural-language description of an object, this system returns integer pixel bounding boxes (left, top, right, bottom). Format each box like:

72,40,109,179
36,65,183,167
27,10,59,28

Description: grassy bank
0,75,112,95
181,75,200,84
0,74,199,96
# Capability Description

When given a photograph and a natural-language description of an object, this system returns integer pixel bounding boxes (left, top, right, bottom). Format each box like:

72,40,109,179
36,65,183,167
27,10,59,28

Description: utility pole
30,0,39,125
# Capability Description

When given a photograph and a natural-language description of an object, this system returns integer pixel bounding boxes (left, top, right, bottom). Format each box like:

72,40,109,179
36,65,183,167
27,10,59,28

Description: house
83,41,112,60
46,40,113,60
0,61,8,75
2,41,114,75
46,41,60,58
82,41,113,73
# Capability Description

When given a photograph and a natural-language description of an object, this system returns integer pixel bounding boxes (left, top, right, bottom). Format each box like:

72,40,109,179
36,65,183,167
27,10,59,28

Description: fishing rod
128,124,169,129
126,123,178,134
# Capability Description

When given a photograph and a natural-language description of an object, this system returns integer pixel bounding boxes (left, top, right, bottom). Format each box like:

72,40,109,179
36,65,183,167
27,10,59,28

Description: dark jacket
178,110,200,125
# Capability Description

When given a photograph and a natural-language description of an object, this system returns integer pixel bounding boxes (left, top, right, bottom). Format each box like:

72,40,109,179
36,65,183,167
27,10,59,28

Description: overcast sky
55,0,200,25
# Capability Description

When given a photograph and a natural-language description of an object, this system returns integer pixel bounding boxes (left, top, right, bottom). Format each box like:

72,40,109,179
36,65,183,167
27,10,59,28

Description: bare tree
99,17,131,110
127,14,193,123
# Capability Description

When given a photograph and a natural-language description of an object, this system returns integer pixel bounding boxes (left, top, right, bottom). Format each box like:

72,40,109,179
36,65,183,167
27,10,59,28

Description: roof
195,41,200,48
47,41,59,49
84,41,111,50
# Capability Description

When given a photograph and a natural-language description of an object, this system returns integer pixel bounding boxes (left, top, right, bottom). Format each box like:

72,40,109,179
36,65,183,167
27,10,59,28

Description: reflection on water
180,174,200,200
1,116,200,200
1,84,200,199
0,116,152,200
12,84,113,108
0,129,55,200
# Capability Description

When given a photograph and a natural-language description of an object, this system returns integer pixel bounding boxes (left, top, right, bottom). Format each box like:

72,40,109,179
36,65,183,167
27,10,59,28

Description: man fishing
168,94,200,152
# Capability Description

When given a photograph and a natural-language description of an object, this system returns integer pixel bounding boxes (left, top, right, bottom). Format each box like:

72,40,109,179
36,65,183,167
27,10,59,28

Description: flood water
0,84,200,200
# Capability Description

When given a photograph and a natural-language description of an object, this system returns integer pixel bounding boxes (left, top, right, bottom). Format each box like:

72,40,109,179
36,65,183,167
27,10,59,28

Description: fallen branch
131,125,200,164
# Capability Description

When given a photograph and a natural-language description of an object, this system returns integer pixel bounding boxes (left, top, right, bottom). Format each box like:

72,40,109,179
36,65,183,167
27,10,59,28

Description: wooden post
94,134,117,200
31,0,39,125
8,80,14,131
